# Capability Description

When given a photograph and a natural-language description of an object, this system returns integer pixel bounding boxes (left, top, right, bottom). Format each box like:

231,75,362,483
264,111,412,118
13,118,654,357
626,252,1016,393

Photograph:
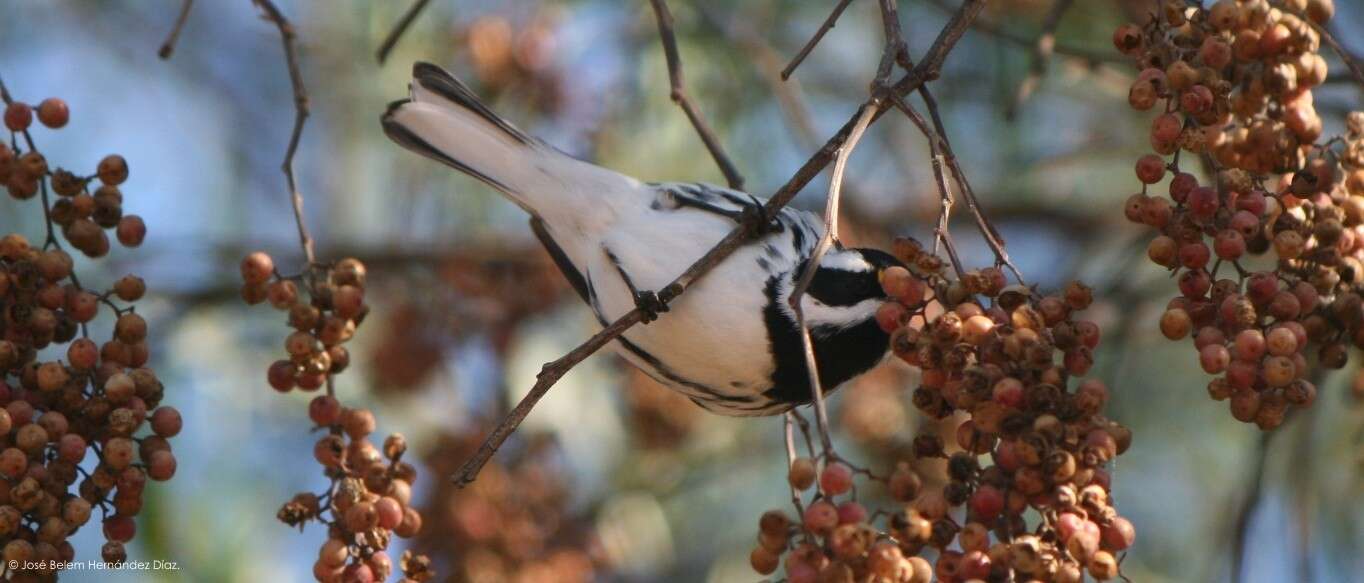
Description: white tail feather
381,63,640,236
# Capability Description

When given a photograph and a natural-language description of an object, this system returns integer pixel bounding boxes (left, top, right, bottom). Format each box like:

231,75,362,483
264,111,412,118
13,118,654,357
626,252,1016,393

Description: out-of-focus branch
1311,22,1364,90
158,0,195,59
375,0,432,65
781,0,856,80
647,0,746,190
1007,0,1075,119
453,0,990,487
1231,426,1281,583
251,0,316,268
922,0,1122,66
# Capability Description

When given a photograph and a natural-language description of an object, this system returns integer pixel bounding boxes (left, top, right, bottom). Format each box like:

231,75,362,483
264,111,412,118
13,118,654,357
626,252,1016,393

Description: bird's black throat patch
762,277,890,406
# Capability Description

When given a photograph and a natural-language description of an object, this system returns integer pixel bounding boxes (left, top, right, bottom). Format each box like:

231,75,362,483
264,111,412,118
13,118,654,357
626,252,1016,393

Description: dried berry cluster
748,239,1134,582
2,94,178,577
1115,0,1351,428
240,253,432,583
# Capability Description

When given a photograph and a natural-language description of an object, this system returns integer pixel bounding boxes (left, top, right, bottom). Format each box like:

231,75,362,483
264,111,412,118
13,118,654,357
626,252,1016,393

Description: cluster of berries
1,95,178,577
747,238,1135,581
750,456,932,583
240,254,431,583
1115,0,1354,428
5,100,144,257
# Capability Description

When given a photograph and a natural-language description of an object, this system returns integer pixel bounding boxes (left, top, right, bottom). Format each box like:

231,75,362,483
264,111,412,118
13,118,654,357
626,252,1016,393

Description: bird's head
794,247,906,331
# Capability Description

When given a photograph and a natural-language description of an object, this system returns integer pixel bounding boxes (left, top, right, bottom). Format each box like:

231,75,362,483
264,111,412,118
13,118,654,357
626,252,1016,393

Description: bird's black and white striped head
795,247,905,331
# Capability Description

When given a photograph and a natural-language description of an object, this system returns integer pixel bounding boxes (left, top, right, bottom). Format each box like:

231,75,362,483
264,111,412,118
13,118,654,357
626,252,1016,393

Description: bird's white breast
586,194,818,415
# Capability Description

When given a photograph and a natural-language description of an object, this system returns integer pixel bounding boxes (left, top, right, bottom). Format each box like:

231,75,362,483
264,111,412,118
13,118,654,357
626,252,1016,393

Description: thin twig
789,104,878,458
453,0,990,486
1007,0,1075,119
251,0,316,268
158,0,195,59
890,95,967,276
375,0,432,65
875,0,911,86
916,78,1026,282
647,0,745,190
781,0,857,80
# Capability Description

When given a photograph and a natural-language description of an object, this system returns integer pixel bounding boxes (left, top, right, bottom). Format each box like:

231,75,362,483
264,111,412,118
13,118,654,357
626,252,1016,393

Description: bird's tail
381,62,632,220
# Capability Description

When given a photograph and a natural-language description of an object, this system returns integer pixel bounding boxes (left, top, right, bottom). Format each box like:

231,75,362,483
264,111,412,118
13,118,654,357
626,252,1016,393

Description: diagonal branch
453,0,990,487
781,0,857,80
375,0,432,65
158,0,195,59
647,0,746,190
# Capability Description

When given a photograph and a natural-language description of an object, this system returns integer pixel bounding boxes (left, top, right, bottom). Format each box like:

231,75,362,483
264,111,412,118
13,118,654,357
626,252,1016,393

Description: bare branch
251,0,316,267
890,95,967,277
781,0,857,80
918,82,1025,282
454,0,989,486
647,0,746,190
375,0,432,65
789,104,878,457
158,0,195,59
1007,0,1075,119
875,0,911,86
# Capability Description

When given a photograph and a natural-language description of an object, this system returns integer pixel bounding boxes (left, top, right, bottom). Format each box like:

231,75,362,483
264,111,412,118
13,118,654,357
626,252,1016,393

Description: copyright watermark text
7,559,180,571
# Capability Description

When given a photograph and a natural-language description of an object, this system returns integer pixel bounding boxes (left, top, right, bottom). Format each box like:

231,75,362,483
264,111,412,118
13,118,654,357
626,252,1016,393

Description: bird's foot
739,198,783,236
633,290,670,323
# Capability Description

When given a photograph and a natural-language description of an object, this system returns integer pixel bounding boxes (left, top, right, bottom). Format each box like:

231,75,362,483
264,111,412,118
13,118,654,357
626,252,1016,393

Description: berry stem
251,0,317,273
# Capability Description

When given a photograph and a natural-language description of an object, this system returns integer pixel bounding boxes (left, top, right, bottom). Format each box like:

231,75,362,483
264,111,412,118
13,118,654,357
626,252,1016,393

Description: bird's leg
737,194,783,237
603,247,669,323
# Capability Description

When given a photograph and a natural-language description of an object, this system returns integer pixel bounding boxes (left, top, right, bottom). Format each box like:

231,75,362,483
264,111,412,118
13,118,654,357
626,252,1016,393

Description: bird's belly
608,306,781,415
586,210,798,416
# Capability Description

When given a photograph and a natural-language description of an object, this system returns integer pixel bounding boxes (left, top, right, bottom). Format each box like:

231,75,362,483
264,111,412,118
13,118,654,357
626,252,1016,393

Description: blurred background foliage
2,0,1363,581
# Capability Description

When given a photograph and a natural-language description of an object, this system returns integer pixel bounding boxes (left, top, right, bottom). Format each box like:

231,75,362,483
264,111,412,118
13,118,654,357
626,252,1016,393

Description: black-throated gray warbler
381,62,904,416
